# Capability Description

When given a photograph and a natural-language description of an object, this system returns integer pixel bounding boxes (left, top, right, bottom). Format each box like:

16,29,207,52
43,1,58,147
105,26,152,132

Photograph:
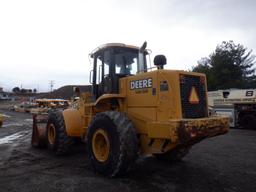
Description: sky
0,0,256,92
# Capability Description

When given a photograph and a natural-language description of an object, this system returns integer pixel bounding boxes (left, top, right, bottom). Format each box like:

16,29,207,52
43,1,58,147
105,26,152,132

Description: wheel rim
92,129,110,162
48,123,56,145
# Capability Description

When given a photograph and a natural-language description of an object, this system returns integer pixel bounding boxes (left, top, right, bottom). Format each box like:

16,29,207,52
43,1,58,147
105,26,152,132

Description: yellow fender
95,94,125,105
85,94,125,108
63,109,84,137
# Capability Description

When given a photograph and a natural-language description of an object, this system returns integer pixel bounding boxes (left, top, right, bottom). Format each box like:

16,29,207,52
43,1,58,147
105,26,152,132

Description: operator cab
90,43,149,99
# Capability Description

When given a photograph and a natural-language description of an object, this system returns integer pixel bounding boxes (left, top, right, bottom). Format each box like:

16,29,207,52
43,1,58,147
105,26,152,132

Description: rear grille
180,75,208,118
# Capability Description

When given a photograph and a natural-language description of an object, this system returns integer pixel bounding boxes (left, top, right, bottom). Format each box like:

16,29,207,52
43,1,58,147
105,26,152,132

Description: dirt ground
0,109,256,192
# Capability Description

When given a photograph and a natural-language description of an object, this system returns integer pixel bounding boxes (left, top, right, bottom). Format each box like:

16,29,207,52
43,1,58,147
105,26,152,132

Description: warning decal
188,86,199,104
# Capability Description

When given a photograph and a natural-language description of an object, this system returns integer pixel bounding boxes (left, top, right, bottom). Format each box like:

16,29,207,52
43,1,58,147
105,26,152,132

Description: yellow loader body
62,70,229,154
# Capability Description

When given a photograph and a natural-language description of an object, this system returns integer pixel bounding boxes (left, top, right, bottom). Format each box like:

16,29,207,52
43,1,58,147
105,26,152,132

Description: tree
20,89,27,93
12,87,20,93
193,41,256,90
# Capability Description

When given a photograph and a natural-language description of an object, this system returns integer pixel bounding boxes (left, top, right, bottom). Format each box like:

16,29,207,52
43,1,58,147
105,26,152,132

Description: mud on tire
87,111,138,177
47,111,73,155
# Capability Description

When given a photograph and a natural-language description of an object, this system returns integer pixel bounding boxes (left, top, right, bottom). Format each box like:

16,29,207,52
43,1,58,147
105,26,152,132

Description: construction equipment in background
30,99,70,114
13,101,37,113
13,99,70,114
208,89,256,129
32,42,229,177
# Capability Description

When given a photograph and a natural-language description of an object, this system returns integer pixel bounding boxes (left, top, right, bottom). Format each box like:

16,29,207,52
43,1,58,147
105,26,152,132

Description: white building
0,88,11,100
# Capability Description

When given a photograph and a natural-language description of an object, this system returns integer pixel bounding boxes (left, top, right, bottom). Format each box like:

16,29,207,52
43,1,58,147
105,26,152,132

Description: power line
49,80,55,92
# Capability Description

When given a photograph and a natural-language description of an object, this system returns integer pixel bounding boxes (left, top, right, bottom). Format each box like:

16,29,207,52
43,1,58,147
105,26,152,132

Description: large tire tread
47,111,73,155
109,111,138,176
88,111,138,177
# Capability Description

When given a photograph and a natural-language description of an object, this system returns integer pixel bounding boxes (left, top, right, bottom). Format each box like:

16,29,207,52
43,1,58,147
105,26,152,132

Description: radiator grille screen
180,75,208,118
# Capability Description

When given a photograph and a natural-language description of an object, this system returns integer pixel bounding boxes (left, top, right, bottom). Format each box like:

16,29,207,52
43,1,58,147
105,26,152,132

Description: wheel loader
32,42,229,177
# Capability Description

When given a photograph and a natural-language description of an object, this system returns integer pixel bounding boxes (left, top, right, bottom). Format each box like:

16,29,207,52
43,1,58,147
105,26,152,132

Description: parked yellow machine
32,42,229,177
30,99,70,114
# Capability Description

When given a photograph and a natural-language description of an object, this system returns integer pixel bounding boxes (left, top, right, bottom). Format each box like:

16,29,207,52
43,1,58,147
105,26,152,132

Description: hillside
38,85,92,100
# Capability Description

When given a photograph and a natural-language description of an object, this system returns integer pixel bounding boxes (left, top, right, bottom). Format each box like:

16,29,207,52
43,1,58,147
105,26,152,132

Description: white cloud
0,0,256,91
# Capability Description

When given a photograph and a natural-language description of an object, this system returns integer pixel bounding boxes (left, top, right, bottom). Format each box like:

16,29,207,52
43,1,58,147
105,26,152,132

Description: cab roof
90,43,143,57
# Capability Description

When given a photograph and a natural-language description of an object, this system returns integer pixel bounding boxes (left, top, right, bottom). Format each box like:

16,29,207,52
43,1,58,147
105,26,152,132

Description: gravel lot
0,109,256,192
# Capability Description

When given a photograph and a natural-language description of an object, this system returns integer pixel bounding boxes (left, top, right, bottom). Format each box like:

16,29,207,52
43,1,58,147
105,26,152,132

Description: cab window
113,48,141,75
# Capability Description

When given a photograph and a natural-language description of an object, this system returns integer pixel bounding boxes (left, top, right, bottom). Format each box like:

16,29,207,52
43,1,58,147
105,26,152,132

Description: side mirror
154,55,167,69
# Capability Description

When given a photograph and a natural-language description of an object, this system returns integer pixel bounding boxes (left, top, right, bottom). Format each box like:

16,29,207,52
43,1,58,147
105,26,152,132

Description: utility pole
49,80,55,92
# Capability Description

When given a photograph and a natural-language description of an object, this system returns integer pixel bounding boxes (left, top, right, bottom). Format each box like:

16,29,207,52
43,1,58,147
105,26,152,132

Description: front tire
46,111,73,155
87,111,138,177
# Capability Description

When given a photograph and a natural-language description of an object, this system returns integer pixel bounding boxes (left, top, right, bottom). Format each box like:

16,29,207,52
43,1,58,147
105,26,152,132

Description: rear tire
87,111,138,177
154,147,189,162
46,111,73,155
240,114,256,130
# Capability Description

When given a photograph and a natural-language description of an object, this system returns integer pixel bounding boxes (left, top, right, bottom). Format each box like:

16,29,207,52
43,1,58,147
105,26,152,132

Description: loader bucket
31,114,48,148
